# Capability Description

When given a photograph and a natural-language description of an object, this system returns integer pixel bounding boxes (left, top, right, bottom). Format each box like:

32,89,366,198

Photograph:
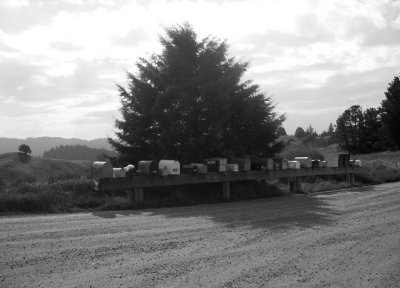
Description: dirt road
1,182,400,287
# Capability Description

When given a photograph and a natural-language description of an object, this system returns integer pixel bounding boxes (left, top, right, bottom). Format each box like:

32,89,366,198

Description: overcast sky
1,0,399,140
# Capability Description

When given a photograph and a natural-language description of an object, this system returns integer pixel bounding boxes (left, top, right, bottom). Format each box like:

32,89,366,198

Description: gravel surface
1,182,400,287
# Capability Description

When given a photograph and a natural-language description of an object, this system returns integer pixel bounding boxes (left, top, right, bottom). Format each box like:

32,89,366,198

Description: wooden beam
134,187,144,204
289,179,297,193
296,177,303,193
348,173,355,186
99,167,360,190
222,182,230,200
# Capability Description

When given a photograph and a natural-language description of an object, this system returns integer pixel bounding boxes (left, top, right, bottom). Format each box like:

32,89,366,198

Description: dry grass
353,151,400,184
1,149,400,213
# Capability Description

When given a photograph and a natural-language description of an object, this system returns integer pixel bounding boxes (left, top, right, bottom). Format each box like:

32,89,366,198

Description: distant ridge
0,137,113,156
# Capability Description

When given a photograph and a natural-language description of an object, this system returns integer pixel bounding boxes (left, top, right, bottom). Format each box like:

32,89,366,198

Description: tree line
43,145,117,161
293,75,400,153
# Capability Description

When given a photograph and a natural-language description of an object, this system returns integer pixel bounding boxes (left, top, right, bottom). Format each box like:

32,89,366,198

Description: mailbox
294,157,312,168
189,163,208,173
324,153,351,167
113,168,126,178
138,160,158,176
288,160,300,169
204,158,227,172
273,157,288,170
229,158,251,171
226,163,239,172
159,160,180,176
91,161,113,179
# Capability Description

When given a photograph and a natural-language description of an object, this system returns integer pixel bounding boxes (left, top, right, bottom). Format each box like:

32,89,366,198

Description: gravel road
1,182,400,287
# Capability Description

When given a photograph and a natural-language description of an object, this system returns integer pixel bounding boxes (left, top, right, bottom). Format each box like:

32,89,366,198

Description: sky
1,0,399,140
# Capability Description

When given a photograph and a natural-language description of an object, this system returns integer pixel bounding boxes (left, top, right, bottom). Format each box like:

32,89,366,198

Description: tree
18,144,32,155
304,124,317,137
336,105,364,153
381,75,400,147
336,105,389,153
109,23,285,164
327,122,335,135
294,127,305,138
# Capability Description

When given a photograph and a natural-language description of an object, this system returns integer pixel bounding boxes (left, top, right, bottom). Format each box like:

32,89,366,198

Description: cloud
50,41,85,51
1,0,400,139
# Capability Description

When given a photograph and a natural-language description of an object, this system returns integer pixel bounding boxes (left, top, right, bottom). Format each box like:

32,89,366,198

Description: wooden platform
98,167,360,203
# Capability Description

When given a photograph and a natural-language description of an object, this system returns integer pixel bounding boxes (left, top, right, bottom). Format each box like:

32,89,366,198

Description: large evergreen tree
109,23,285,164
381,75,400,148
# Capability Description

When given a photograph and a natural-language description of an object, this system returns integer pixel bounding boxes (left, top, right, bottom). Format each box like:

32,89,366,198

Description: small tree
294,127,305,138
18,144,32,155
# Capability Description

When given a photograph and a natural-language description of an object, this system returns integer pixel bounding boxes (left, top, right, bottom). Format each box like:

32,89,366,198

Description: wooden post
348,173,355,186
296,177,303,194
134,187,144,204
222,181,230,201
289,179,297,193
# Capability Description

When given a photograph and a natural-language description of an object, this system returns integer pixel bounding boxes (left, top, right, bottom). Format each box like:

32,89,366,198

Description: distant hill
0,137,113,156
43,144,117,161
0,152,92,185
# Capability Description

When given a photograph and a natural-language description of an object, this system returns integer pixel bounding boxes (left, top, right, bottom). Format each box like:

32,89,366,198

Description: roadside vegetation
1,147,400,213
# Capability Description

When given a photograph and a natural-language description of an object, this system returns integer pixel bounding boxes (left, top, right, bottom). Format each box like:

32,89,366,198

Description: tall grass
0,178,108,213
0,177,285,213
1,149,399,213
355,160,400,184
280,141,324,160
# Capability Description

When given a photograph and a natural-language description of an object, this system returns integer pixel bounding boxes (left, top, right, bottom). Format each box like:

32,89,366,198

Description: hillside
0,137,113,156
0,152,92,185
43,145,117,161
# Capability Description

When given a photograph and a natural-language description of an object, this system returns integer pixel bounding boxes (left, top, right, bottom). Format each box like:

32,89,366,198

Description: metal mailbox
295,157,312,168
273,157,288,170
159,160,180,176
324,153,351,168
138,160,158,176
318,160,327,168
226,163,239,172
113,168,126,178
91,161,113,179
229,158,251,171
288,160,300,169
204,158,227,172
189,163,208,173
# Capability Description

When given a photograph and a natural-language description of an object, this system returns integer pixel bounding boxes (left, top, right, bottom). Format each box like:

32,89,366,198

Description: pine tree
109,23,285,164
381,75,400,147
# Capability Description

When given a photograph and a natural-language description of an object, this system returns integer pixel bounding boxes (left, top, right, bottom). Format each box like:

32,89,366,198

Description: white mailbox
288,160,300,169
159,160,180,176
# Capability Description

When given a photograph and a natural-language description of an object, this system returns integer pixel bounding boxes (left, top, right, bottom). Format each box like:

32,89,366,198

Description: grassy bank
353,151,400,184
0,178,284,213
1,150,399,213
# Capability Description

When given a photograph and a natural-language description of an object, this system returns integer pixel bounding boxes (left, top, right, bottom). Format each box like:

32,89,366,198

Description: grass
353,151,400,184
1,149,400,213
279,141,324,160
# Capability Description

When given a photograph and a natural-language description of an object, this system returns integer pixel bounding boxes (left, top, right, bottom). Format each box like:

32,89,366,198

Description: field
1,182,399,287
